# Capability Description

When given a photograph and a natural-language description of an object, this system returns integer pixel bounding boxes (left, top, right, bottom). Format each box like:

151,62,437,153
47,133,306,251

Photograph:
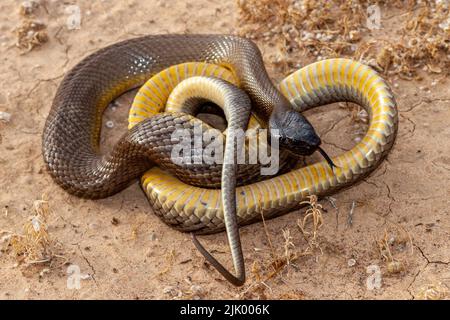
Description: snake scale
42,35,398,286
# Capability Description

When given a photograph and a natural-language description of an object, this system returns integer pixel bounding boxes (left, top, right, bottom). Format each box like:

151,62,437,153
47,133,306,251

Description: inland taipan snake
42,35,398,286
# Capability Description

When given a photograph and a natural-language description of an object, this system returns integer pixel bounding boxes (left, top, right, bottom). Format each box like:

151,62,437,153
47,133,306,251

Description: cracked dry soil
0,0,449,299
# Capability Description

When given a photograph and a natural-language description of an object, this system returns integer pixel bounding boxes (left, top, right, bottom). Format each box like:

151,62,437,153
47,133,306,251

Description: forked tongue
318,146,337,171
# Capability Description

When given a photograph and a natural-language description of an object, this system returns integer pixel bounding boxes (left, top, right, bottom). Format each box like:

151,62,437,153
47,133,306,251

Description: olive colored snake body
42,35,398,286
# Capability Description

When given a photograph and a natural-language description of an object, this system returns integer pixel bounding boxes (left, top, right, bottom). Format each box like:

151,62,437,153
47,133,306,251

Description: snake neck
205,35,291,124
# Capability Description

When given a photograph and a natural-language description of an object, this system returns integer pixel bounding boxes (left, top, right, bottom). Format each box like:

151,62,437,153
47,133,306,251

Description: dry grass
376,229,405,274
416,282,449,300
297,195,324,255
159,248,177,275
15,19,48,52
375,223,413,275
236,0,450,79
240,195,324,299
15,0,48,52
5,195,65,268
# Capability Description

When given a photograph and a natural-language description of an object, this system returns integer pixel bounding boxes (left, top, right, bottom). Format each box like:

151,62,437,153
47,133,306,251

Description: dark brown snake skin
42,34,297,199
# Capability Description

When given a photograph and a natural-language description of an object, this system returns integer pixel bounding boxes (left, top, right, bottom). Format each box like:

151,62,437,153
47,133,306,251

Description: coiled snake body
42,35,398,286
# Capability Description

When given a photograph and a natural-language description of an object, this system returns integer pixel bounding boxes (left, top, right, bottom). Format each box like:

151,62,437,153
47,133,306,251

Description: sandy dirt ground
0,0,449,300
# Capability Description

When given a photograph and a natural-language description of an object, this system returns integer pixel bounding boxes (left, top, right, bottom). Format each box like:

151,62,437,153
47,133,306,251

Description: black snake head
269,109,321,156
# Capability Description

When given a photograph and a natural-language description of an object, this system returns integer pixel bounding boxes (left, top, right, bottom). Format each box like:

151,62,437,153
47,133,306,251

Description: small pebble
20,1,39,15
0,111,11,122
347,258,357,267
0,234,12,244
31,217,41,232
163,286,176,295
80,274,91,280
111,217,119,225
190,285,203,296
88,222,99,230
358,109,368,119
39,268,50,277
